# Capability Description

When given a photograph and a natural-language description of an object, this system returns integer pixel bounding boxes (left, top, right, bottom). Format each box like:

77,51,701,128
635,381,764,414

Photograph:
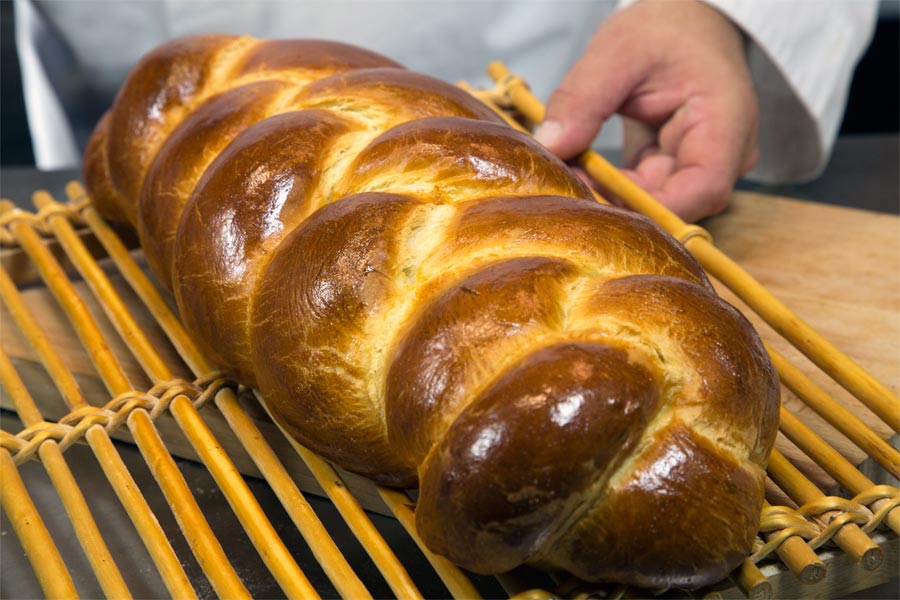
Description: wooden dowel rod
0,345,45,426
760,501,826,584
216,388,372,600
296,448,423,600
769,345,899,478
67,182,212,376
37,190,319,599
0,349,132,599
36,441,132,598
6,214,132,396
0,448,79,599
64,183,372,598
0,267,196,598
169,394,321,599
779,406,900,535
0,266,87,410
774,535,826,585
778,406,877,494
690,241,899,433
378,486,482,599
485,62,900,434
33,190,172,384
264,408,423,600
126,410,250,598
767,450,882,569
734,558,773,599
83,425,197,599
3,201,249,599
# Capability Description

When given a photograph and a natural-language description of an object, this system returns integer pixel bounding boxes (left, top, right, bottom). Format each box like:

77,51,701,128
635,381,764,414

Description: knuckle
547,83,581,110
706,178,733,213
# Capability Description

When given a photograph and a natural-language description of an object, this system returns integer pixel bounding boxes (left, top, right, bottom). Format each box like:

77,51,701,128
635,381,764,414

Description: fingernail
534,120,563,148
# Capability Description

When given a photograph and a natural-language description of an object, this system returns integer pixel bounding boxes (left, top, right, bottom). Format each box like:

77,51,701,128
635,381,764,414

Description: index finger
653,99,757,221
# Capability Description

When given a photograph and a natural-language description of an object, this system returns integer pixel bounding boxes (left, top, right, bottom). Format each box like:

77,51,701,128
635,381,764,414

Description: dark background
2,0,898,167
0,0,33,165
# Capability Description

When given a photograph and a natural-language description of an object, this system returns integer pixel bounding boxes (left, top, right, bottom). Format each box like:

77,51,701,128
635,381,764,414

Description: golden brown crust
106,35,242,218
139,80,292,290
429,195,711,285
82,112,126,223
174,109,357,384
386,257,577,464
575,275,780,464
541,422,765,588
416,342,662,573
91,36,404,226
84,35,780,589
341,117,594,202
233,39,403,76
295,68,505,124
250,193,423,486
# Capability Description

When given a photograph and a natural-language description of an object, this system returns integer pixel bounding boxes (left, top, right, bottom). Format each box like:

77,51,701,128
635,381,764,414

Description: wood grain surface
707,192,899,495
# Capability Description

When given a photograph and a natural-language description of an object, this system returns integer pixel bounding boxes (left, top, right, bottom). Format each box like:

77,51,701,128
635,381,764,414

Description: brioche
84,35,780,589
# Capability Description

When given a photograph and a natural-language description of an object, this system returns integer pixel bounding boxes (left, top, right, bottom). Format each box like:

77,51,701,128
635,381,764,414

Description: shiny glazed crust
84,35,780,589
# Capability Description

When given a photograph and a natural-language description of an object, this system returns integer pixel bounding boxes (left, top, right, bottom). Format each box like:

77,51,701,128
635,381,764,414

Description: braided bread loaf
84,35,779,589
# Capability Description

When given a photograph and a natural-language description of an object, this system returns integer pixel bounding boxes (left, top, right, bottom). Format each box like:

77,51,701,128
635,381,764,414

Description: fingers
622,117,658,169
619,93,758,223
662,94,758,220
534,0,759,222
625,124,738,222
534,18,645,159
623,152,677,194
535,1,758,221
654,166,733,223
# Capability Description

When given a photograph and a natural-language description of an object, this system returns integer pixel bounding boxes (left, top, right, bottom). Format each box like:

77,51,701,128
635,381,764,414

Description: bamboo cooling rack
1,66,898,599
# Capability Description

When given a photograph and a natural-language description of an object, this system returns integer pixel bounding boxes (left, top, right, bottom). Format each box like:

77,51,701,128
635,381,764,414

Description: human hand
534,0,759,223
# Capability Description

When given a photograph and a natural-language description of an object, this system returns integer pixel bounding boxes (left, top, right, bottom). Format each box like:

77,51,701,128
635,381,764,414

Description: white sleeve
702,0,878,184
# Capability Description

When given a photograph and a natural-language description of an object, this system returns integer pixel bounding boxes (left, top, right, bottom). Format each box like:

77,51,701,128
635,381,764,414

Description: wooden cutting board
706,192,899,493
2,190,898,499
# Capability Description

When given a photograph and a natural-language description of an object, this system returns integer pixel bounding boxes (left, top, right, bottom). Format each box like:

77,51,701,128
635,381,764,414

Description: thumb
534,28,641,159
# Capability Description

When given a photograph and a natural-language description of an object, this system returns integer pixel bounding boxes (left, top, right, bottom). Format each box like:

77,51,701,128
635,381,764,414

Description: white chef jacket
15,0,876,185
